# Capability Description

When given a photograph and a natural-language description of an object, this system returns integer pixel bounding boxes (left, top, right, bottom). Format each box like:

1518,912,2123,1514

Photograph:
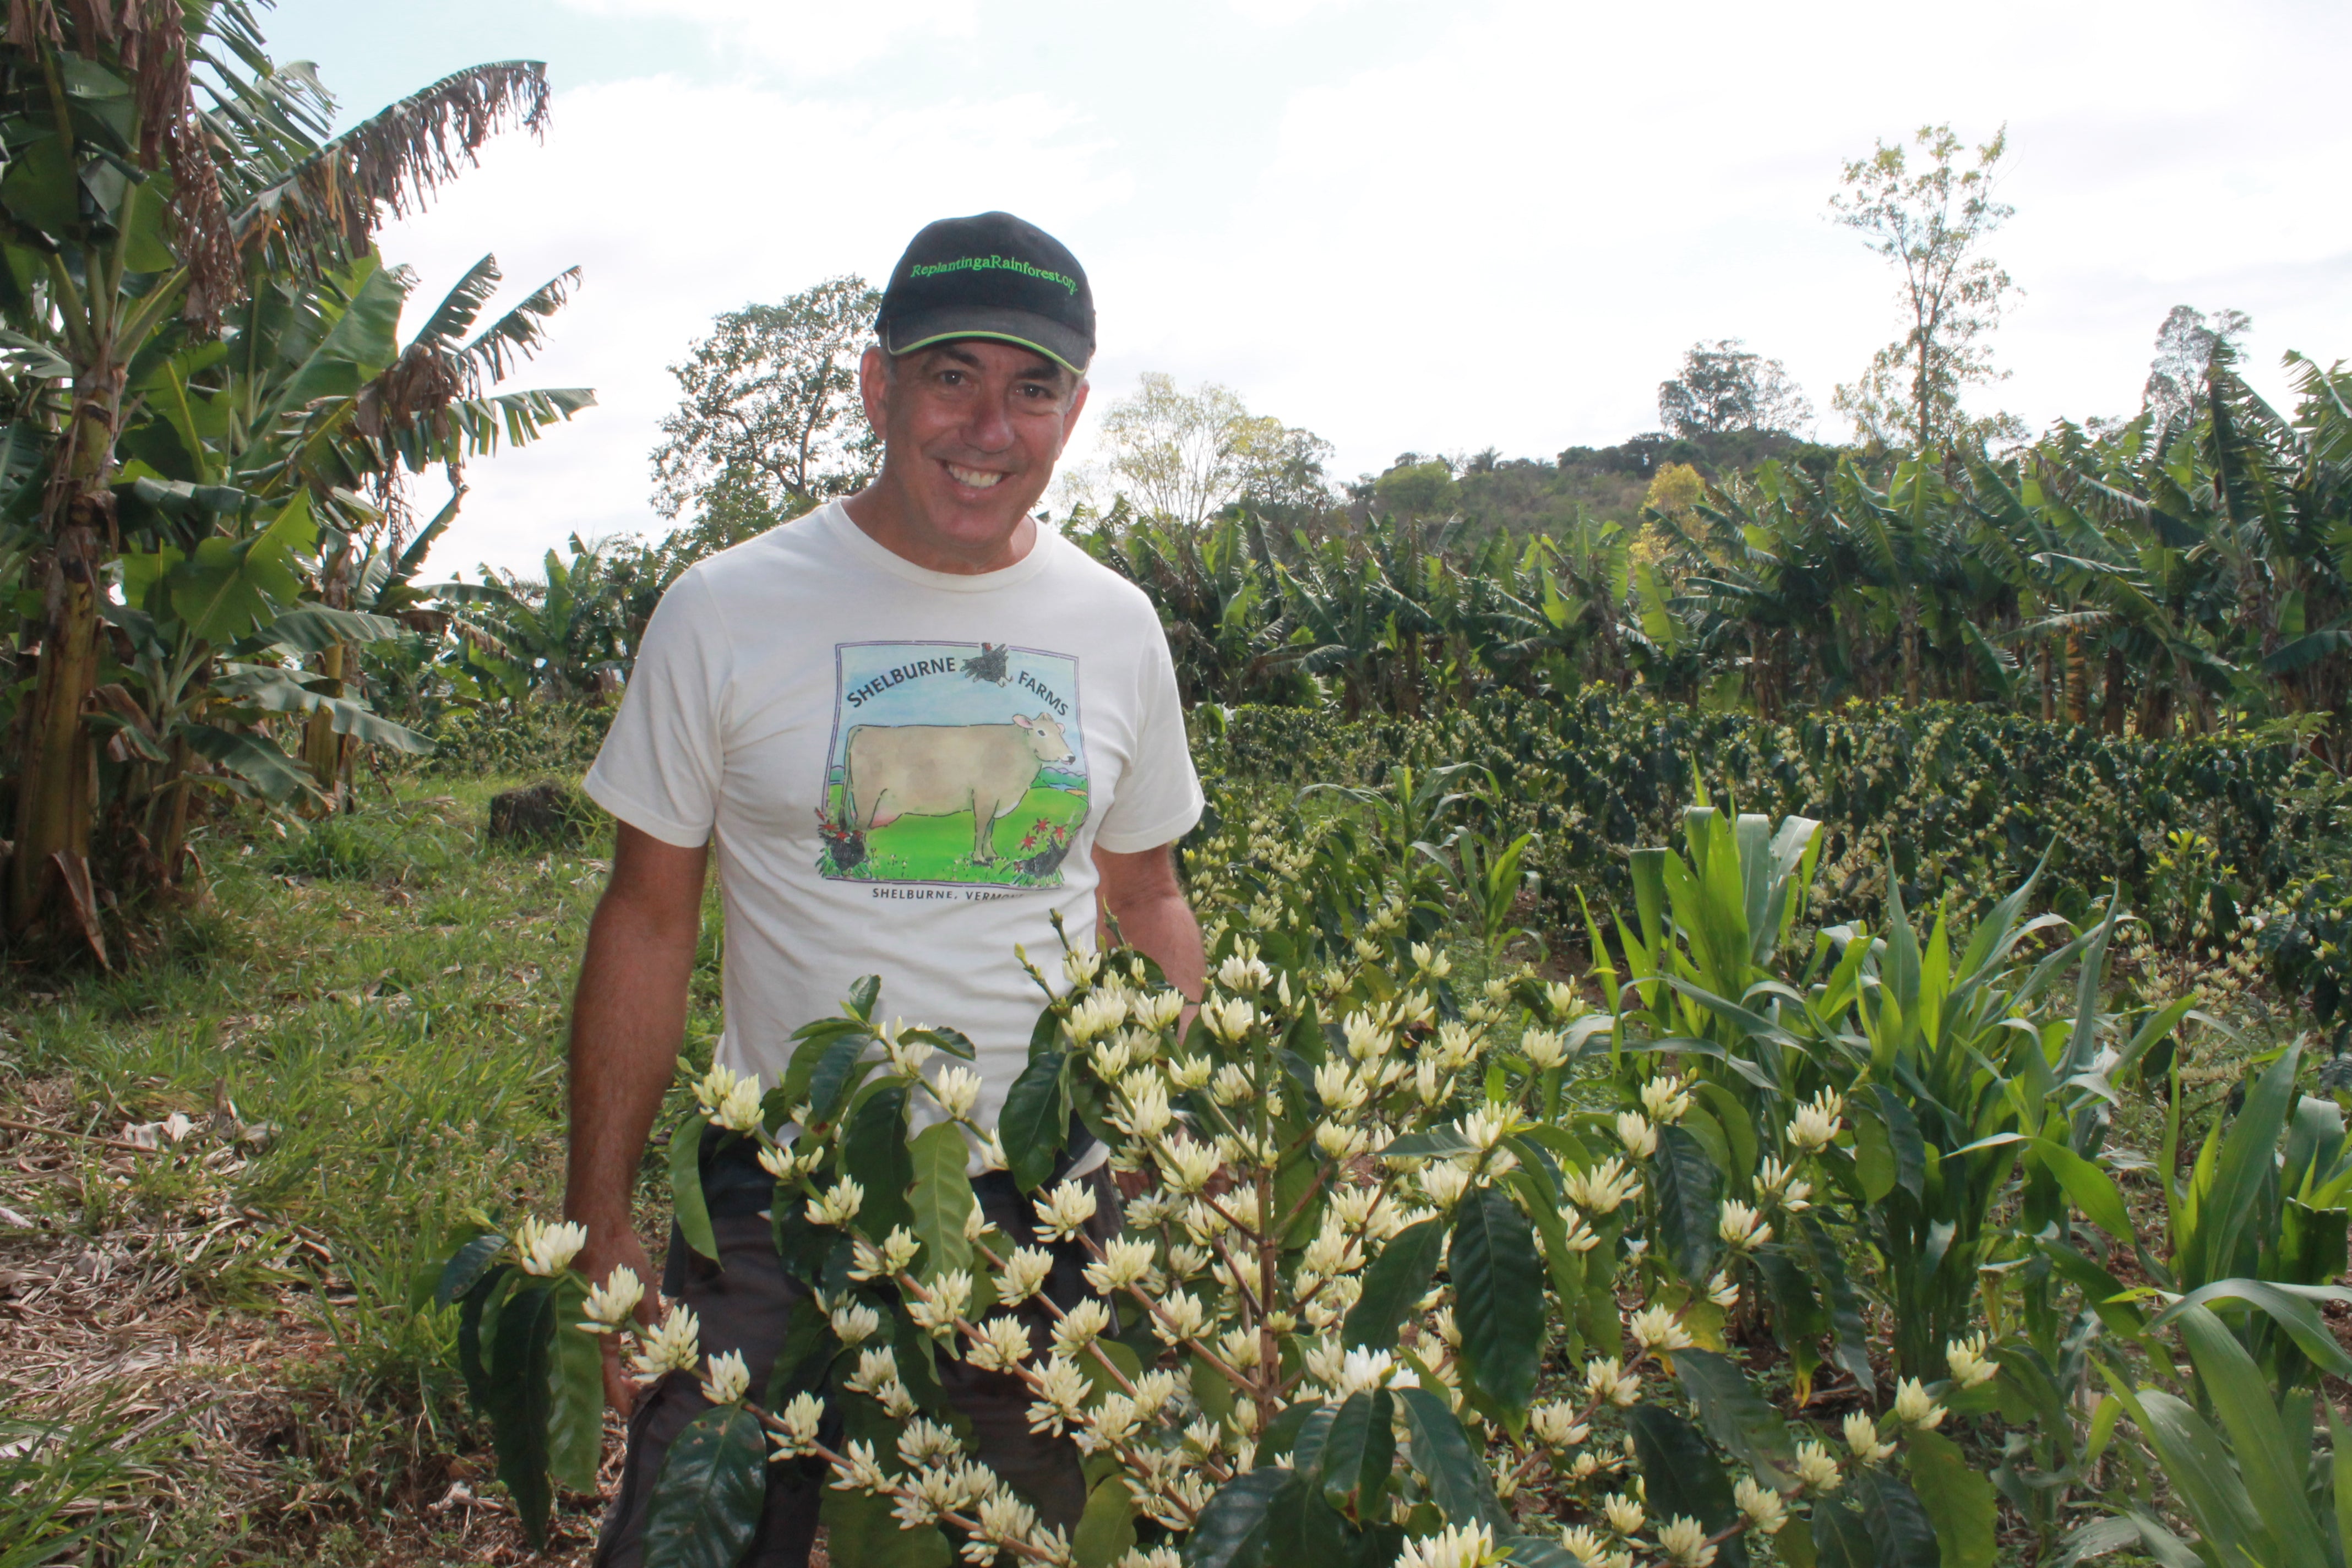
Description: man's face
861,339,1088,560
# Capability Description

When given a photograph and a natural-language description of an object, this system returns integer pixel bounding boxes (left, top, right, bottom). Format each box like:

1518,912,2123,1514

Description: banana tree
0,0,552,937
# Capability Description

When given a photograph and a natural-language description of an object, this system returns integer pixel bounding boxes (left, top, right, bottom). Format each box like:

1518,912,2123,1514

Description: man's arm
1094,842,1205,1002
564,821,710,1412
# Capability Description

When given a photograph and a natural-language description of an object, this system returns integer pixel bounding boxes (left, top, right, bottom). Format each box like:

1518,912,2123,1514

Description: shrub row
1200,692,2352,1010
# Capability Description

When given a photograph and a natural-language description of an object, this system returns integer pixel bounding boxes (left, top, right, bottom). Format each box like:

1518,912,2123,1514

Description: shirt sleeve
582,569,728,848
1093,624,1205,854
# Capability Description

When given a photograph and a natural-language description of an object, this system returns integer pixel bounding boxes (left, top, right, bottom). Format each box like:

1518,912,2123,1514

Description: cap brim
882,305,1092,374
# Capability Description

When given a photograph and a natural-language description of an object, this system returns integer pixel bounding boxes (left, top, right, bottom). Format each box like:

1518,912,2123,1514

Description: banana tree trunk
301,641,347,812
150,732,194,888
2064,631,2088,725
1901,600,1921,709
10,558,99,921
10,363,125,935
2101,645,2128,735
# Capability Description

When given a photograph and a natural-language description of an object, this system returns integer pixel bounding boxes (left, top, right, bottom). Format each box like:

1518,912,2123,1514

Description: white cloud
362,0,2352,571
556,0,978,75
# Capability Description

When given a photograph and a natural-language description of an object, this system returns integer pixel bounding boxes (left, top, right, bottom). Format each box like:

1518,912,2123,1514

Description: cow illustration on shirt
841,712,1075,866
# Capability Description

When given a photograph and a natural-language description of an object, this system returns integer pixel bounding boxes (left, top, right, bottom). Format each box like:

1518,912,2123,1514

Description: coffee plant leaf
1184,1466,1292,1568
433,1229,505,1309
1675,1348,1796,1488
842,1084,916,1242
1627,1404,1746,1568
819,1468,952,1567
1073,1470,1138,1566
1393,1386,1504,1529
999,1048,1068,1193
1341,1215,1445,1352
1316,1390,1395,1521
1650,1123,1724,1281
668,1116,718,1264
1796,1212,1875,1393
1904,1429,1997,1568
1449,1185,1543,1421
545,1275,604,1494
1848,1467,1941,1568
906,1121,977,1283
486,1275,556,1546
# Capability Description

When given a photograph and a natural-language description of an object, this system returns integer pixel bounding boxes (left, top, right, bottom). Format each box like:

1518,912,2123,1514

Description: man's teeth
948,465,1004,489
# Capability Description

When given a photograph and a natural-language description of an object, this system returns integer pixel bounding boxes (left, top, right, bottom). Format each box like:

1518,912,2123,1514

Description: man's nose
958,391,1015,452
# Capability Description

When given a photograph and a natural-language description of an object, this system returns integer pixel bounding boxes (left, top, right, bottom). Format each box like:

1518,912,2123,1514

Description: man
567,212,1206,1566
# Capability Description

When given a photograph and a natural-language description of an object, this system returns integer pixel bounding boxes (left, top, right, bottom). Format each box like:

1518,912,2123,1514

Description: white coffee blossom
513,1217,587,1277
1520,1028,1569,1070
578,1265,643,1330
1066,990,1129,1044
1215,946,1274,994
1531,1401,1590,1449
829,1299,881,1344
629,1303,701,1383
1628,1304,1693,1353
1717,1200,1771,1251
1084,1237,1159,1293
1893,1376,1947,1430
965,1313,1035,1373
1032,1180,1099,1243
1734,1476,1787,1533
1639,1075,1692,1124
1946,1332,1999,1389
1564,1157,1641,1215
1793,1439,1842,1494
1585,1356,1642,1407
1788,1089,1844,1152
1203,997,1258,1043
1397,1521,1493,1568
769,1391,825,1457
1843,1410,1897,1462
1615,1111,1658,1160
699,1348,750,1406
1655,1513,1718,1566
929,1066,984,1120
808,1178,864,1228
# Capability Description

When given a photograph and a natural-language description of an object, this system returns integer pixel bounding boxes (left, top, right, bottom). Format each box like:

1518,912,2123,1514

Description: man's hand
563,822,709,1415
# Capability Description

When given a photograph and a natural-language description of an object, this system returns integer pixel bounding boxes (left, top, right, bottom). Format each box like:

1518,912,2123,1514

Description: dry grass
0,781,715,1565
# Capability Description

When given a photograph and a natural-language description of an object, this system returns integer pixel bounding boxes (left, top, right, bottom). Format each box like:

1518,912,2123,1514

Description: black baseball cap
876,211,1095,375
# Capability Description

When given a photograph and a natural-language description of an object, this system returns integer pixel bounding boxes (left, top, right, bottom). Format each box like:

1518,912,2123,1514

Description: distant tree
1090,373,1330,527
1644,462,1705,518
2144,305,2252,443
1830,124,2024,450
1373,457,1459,519
1235,422,1337,524
1658,340,1816,437
651,276,881,540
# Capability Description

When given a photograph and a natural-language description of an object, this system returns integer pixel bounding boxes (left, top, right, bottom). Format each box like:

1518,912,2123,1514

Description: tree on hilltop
1831,123,2024,451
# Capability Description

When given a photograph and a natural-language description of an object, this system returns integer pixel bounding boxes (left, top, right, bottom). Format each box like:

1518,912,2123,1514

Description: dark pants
593,1166,1115,1568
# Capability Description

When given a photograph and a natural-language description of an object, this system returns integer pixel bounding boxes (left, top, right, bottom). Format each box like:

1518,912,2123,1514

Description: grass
0,777,721,1566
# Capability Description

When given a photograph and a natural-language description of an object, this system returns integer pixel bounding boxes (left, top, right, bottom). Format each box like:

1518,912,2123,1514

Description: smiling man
568,213,1206,1566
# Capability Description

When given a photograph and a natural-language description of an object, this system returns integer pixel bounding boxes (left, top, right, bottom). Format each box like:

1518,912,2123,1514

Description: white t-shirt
584,500,1204,1129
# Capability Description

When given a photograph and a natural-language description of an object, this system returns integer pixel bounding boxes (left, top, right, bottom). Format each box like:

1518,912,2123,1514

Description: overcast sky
265,0,2352,576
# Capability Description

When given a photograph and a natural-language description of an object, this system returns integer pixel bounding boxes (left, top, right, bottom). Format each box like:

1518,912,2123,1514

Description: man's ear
858,344,891,433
